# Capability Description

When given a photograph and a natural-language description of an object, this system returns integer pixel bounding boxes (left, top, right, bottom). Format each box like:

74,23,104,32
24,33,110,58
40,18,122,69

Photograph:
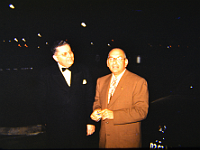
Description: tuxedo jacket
37,62,95,145
93,69,149,148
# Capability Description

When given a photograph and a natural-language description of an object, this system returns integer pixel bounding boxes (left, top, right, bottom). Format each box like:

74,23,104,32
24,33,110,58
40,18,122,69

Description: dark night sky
0,0,199,100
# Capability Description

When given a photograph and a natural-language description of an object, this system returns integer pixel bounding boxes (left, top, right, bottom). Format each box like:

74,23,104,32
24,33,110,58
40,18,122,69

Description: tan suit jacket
93,70,149,148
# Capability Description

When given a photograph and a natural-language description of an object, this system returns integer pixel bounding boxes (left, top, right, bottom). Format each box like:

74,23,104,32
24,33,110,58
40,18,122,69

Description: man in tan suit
91,48,149,148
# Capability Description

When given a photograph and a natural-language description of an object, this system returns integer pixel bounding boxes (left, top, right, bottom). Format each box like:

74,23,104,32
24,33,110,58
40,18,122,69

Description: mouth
112,66,119,69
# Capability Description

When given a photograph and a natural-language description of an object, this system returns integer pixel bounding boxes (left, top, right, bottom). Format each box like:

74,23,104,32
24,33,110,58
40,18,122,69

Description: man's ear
107,59,109,67
53,55,58,62
125,58,128,67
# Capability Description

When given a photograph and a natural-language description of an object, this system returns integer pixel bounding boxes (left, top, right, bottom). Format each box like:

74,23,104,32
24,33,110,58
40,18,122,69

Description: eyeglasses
108,57,125,62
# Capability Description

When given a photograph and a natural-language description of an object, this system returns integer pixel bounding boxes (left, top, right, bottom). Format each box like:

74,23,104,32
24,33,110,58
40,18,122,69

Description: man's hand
87,124,95,136
90,109,102,122
100,109,114,120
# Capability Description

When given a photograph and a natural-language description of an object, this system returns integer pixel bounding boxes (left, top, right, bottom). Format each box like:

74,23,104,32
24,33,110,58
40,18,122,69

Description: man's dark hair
51,40,71,54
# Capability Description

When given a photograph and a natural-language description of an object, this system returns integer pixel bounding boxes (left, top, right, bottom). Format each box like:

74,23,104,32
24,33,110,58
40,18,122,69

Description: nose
113,60,117,64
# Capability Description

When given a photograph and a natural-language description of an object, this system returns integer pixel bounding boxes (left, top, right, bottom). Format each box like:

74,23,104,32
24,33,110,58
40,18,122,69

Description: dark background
0,0,199,125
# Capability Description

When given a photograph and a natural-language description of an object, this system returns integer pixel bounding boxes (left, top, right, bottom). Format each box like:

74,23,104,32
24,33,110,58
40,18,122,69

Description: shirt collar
112,69,126,80
57,63,68,72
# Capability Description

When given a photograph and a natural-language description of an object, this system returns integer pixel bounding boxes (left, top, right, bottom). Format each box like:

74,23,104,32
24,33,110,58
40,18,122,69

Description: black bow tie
62,67,71,72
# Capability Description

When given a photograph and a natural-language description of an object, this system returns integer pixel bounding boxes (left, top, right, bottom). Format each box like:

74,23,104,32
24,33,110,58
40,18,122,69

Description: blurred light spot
95,54,100,62
135,10,142,12
13,68,18,71
22,38,26,42
190,86,193,89
38,46,40,48
46,42,48,45
107,43,111,47
81,22,87,27
24,44,28,47
91,42,94,45
111,39,114,42
38,33,42,37
137,55,141,64
14,38,18,42
18,44,22,47
176,17,181,19
167,46,170,48
9,4,15,9
9,40,11,42
3,40,5,42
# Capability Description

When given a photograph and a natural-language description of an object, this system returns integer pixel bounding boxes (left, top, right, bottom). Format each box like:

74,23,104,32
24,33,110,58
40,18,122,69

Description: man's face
107,49,128,77
53,44,74,68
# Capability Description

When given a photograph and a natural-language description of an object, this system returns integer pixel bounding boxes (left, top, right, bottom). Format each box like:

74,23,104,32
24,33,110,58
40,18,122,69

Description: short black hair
51,40,71,54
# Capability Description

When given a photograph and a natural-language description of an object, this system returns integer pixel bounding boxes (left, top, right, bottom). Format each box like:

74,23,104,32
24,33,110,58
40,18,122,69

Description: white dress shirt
108,69,126,103
58,63,71,87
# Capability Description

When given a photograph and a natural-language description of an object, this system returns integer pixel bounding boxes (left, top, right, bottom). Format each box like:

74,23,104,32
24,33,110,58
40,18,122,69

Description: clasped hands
90,109,114,122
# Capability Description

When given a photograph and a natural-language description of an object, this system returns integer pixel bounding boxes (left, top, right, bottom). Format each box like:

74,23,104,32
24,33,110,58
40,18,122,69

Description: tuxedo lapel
108,70,128,107
51,65,70,91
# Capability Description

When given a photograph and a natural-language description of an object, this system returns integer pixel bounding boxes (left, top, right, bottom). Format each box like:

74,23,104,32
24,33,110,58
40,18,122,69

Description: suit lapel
101,75,112,109
51,65,70,90
108,70,129,107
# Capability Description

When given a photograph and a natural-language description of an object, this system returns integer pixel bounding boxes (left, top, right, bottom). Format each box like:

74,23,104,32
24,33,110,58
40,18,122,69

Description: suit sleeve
113,78,149,125
93,78,102,111
36,70,48,125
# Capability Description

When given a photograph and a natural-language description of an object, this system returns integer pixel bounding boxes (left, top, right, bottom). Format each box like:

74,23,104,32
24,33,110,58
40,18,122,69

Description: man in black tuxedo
37,40,96,148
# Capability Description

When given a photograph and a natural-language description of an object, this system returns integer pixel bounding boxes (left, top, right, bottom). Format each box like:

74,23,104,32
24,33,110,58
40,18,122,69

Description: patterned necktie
108,77,117,104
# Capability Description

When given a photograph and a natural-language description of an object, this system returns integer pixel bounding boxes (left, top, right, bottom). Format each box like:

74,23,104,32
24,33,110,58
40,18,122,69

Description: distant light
176,17,181,19
3,40,5,42
190,86,193,89
14,38,18,42
91,42,94,45
22,38,26,42
46,42,48,45
9,40,11,42
38,33,42,37
107,43,111,47
137,55,141,64
24,44,28,47
9,4,15,9
167,46,170,48
38,46,40,48
81,22,87,27
111,39,114,42
18,44,21,47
